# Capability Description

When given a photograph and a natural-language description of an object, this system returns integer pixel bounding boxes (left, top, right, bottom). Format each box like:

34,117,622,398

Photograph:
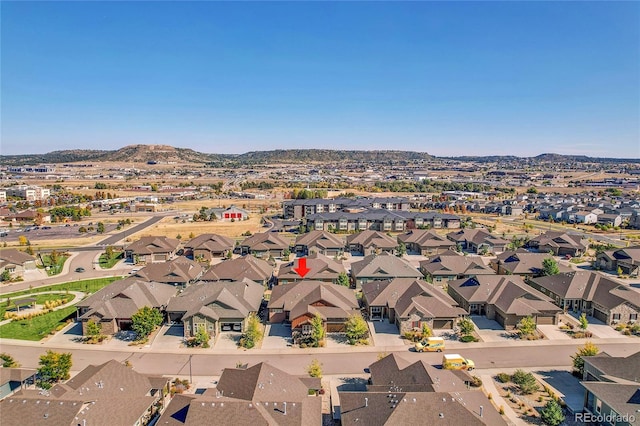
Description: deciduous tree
344,315,369,345
37,350,72,389
131,306,163,339
572,341,599,377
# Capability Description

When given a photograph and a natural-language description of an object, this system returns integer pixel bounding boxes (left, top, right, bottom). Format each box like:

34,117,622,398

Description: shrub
499,406,505,415
512,369,539,395
496,372,511,383
459,334,478,343
469,376,482,387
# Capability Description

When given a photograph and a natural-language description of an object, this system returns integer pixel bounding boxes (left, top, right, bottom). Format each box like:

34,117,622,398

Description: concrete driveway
368,320,405,347
537,324,573,340
152,324,185,349
533,369,585,414
565,312,626,339
261,323,293,349
215,331,241,350
470,315,516,343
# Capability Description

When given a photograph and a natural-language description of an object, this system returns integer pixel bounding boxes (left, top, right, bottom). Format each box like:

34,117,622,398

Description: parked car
414,336,445,353
75,267,85,273
442,354,475,371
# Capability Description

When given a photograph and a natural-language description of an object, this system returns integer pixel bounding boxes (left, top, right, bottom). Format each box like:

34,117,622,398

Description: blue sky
1,1,638,158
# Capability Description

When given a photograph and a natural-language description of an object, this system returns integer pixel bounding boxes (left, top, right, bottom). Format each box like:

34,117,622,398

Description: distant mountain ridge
0,144,638,166
0,145,432,166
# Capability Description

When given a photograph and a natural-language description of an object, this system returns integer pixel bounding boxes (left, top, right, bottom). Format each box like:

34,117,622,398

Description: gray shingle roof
351,254,422,279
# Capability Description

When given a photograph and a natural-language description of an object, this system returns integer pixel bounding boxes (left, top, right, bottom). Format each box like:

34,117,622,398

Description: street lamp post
189,355,193,384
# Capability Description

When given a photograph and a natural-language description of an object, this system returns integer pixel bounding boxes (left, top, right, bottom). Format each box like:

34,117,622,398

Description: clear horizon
1,2,639,158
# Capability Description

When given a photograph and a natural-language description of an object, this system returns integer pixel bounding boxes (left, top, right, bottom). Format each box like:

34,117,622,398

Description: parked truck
414,336,445,352
442,354,475,371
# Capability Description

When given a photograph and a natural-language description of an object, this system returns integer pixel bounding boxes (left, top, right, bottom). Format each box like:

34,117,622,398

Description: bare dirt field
130,215,266,241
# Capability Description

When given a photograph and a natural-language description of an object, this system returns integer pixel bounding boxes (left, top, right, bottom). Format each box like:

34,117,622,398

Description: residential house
125,236,182,264
446,228,509,254
346,230,397,256
199,255,274,287
350,253,422,289
276,252,346,285
239,232,289,259
0,248,37,279
447,275,562,328
158,362,322,425
166,279,264,337
131,257,204,287
75,277,177,335
397,229,455,255
294,230,344,257
596,246,640,277
366,353,471,392
581,351,640,426
338,354,505,426
528,271,640,325
0,360,170,426
362,278,466,331
597,214,622,228
490,249,572,278
419,250,495,284
630,210,640,230
571,210,598,224
526,231,587,257
0,368,36,400
183,233,235,261
267,281,359,333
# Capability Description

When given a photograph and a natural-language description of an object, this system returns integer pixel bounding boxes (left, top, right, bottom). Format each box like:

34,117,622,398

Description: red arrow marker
294,258,311,278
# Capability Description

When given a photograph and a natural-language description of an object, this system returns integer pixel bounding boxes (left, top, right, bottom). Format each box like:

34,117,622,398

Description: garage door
221,322,242,332
593,309,608,323
536,316,555,325
327,323,345,332
433,319,453,329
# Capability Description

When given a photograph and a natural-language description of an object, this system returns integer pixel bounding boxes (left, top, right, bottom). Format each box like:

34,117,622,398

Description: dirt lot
129,214,266,241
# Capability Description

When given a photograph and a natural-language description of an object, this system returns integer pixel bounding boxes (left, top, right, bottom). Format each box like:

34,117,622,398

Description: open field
128,214,266,240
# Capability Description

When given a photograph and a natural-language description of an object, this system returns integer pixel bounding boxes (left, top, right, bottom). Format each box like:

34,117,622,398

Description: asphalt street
0,339,636,378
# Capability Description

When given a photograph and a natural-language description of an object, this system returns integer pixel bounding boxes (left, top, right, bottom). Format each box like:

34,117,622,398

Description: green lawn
1,293,75,318
0,277,123,299
98,251,124,269
0,306,76,340
38,253,70,276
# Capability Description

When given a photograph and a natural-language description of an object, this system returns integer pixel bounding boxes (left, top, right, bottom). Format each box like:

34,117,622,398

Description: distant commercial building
3,185,50,201
283,197,410,219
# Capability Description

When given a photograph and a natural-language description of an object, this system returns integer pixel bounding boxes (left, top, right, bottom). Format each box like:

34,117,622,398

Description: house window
371,307,382,313
595,398,601,414
302,324,312,334
272,308,283,314
412,321,419,329
630,313,638,322
612,313,621,321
